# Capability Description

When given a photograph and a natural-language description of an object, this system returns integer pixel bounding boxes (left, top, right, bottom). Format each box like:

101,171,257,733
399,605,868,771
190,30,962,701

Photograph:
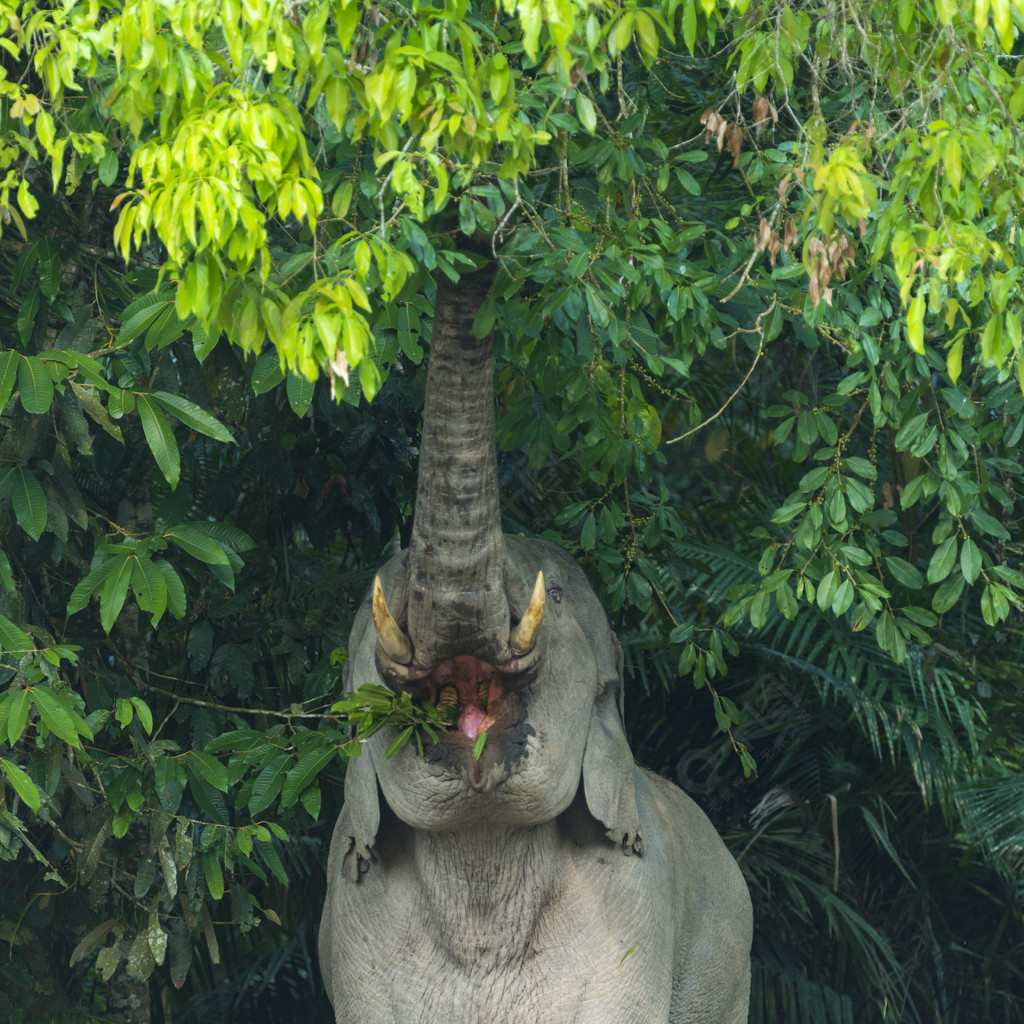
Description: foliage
0,0,1023,1020
331,682,458,758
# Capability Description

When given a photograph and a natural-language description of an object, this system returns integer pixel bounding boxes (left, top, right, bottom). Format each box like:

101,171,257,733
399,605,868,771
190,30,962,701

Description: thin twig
665,298,776,446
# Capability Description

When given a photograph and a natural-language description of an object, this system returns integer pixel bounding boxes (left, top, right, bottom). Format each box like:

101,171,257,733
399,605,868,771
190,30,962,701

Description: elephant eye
547,585,562,604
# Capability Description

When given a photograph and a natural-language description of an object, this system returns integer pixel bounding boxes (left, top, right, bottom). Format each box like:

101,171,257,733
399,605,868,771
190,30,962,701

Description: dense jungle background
1,0,1023,1021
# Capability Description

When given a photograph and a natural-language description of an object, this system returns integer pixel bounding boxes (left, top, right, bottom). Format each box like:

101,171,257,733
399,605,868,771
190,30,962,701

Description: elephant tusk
509,570,545,657
373,576,413,665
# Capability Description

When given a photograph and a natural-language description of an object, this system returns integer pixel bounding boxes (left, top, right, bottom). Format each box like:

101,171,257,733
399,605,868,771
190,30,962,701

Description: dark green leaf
0,350,18,412
131,556,168,624
202,850,224,900
115,292,173,346
99,554,133,633
186,751,229,793
251,351,285,395
885,557,924,590
280,744,339,807
0,758,41,813
152,391,234,444
17,355,53,414
932,574,966,614
136,394,180,489
287,373,315,416
0,614,33,656
154,560,187,618
68,558,118,616
248,751,291,816
6,689,30,744
165,524,230,566
960,538,982,585
926,537,957,585
30,686,80,747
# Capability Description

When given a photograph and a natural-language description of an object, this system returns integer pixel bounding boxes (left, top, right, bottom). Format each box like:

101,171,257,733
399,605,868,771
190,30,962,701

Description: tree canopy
1,0,1023,1020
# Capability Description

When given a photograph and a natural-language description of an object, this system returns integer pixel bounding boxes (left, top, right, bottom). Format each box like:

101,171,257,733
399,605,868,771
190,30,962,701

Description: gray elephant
319,257,752,1023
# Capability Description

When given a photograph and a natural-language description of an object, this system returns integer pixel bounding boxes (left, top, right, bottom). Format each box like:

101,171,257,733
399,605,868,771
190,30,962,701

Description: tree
1,0,1023,1020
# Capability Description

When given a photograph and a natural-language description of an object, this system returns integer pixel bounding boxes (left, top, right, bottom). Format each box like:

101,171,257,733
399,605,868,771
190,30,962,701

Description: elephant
318,255,753,1023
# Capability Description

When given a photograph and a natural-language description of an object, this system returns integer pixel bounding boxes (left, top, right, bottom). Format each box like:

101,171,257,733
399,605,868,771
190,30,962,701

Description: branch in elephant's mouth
429,656,506,742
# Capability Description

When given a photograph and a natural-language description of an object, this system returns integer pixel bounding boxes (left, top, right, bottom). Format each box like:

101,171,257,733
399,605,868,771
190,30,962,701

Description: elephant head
338,256,642,863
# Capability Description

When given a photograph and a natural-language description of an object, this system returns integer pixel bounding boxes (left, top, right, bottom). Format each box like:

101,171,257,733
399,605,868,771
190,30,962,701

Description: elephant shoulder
634,769,752,1020
635,767,751,918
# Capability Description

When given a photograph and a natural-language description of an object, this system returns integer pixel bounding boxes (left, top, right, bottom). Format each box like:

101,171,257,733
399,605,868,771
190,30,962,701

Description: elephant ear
335,603,382,881
582,632,644,856
338,745,381,881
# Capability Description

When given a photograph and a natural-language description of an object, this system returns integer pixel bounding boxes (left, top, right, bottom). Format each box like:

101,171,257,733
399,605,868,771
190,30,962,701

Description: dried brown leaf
726,123,742,165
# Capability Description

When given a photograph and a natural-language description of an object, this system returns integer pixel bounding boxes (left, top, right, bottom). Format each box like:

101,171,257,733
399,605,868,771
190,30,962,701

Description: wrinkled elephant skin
319,264,752,1022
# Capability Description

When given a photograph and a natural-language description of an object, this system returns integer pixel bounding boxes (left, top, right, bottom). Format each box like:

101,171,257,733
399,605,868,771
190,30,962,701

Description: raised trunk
405,261,509,668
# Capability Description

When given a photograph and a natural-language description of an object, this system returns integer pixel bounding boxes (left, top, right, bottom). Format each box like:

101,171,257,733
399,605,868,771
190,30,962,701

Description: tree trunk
107,963,151,1024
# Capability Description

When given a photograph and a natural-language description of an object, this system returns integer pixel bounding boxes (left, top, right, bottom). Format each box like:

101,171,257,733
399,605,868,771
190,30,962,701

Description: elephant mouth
429,656,508,741
375,649,537,745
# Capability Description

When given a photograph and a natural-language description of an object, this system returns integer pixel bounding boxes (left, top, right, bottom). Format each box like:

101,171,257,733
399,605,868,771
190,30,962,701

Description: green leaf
70,381,123,442
136,394,180,489
17,289,40,344
186,521,255,552
131,556,168,625
98,149,118,186
11,467,47,541
129,696,153,735
907,291,924,355
885,556,924,590
1,758,41,813
184,761,229,824
384,725,414,759
0,552,13,591
932,573,966,614
960,537,982,585
0,614,33,656
575,92,597,133
30,686,80,748
17,355,54,414
946,337,963,384
99,554,133,633
299,784,322,820
154,560,187,619
980,583,1010,626
248,751,291,816
0,350,18,412
280,744,339,807
6,689,30,744
152,391,234,444
69,920,118,969
68,558,118,616
473,731,488,761
203,850,225,900
165,524,231,566
926,537,957,585
115,292,174,346
286,373,315,416
894,412,928,451
816,569,838,611
186,751,229,793
258,838,289,885
968,509,1010,540
251,351,285,396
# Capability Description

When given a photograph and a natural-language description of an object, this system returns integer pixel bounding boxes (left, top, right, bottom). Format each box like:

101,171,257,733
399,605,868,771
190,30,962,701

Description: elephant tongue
432,656,500,740
457,704,491,741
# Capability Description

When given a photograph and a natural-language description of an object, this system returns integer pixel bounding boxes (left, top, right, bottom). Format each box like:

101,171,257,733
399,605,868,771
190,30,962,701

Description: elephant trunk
404,261,511,669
